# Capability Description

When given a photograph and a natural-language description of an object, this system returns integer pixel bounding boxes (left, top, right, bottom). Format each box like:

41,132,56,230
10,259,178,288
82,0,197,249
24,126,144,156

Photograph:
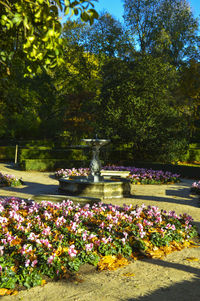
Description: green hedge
0,146,16,161
19,147,89,161
105,143,200,165
20,159,90,171
183,144,200,162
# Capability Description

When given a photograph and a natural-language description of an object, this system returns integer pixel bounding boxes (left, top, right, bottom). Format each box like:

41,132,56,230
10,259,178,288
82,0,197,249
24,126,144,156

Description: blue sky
94,0,200,21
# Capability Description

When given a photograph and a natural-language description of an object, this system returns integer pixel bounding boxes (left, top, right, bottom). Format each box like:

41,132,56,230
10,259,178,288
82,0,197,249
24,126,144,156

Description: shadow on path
129,193,199,207
126,258,200,301
126,278,200,301
0,180,59,197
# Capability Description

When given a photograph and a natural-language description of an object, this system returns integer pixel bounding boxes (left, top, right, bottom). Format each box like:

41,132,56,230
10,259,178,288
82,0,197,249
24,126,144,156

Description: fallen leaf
185,257,199,262
0,288,8,296
98,255,129,271
122,272,135,277
74,278,84,284
10,290,18,296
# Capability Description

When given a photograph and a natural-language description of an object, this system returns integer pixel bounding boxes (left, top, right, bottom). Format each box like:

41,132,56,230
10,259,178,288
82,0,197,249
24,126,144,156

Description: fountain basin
58,177,130,199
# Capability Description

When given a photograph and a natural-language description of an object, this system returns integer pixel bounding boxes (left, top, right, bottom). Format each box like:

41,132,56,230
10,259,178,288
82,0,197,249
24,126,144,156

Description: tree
62,12,133,62
177,59,200,141
123,0,160,53
48,26,101,143
82,12,133,60
123,0,199,65
0,64,61,140
0,0,98,75
98,55,189,162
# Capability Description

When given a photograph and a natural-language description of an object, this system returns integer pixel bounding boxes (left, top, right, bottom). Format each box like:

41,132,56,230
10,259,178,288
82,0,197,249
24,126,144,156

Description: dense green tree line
0,0,200,162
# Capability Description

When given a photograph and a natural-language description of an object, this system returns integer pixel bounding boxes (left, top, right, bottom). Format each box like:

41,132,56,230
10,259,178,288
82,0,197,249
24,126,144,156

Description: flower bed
0,197,197,293
55,166,180,184
0,172,22,187
55,168,90,179
191,181,200,195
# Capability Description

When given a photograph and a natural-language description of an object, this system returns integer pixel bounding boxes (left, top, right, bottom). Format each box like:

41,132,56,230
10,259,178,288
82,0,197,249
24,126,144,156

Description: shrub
191,181,200,195
0,173,22,187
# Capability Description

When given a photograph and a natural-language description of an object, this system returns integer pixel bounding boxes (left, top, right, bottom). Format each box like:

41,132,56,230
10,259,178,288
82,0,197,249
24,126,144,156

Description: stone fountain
58,136,131,200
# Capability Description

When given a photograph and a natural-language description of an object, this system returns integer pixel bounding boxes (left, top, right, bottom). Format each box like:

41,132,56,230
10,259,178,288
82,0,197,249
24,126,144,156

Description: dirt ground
0,162,200,301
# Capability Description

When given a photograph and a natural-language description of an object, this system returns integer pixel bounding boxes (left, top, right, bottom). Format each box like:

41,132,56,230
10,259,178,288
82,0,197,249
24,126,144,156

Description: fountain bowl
82,138,110,146
58,176,130,199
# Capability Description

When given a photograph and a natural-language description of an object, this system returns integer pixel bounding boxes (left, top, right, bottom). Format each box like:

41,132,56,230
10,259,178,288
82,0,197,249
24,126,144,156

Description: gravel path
0,162,200,301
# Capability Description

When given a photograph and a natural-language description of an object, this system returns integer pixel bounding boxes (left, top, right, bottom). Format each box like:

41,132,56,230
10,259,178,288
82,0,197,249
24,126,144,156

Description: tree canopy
0,0,98,75
123,0,199,65
0,1,200,163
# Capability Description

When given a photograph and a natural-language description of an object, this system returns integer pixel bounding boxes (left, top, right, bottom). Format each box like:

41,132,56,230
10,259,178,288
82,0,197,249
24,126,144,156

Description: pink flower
121,238,126,245
25,259,30,267
106,214,113,221
123,232,128,239
85,243,94,252
47,255,55,264
0,246,4,256
40,239,52,248
44,211,52,220
82,231,88,241
100,222,105,229
137,223,143,231
107,224,113,231
1,239,7,245
143,219,153,226
94,239,101,246
171,225,176,231
139,231,146,238
28,232,38,241
68,245,77,258
31,259,38,267
70,221,78,232
55,216,66,227
88,233,96,240
101,237,108,244
107,236,113,243
42,226,51,236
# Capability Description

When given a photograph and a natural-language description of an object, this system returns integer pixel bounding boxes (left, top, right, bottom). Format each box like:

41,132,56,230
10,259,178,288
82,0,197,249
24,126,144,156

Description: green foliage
183,146,200,163
176,60,200,141
123,0,199,65
0,0,98,76
0,0,200,162
0,66,63,140
98,55,188,162
20,159,90,171
74,12,133,60
0,257,18,289
17,268,43,289
0,172,22,187
19,147,88,160
0,146,15,161
50,26,101,142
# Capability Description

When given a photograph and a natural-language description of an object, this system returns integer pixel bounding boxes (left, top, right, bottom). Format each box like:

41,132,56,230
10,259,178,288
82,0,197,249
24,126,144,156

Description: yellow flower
55,246,63,256
11,266,17,272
